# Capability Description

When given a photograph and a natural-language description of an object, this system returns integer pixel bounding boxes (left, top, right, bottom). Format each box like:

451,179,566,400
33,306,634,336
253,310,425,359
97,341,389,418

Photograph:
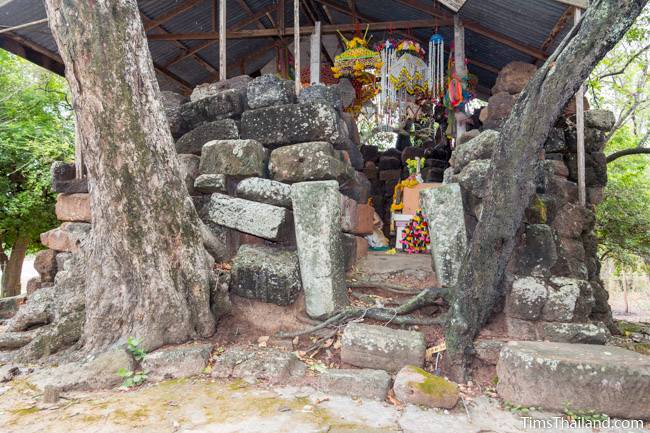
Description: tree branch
597,42,650,80
606,147,650,163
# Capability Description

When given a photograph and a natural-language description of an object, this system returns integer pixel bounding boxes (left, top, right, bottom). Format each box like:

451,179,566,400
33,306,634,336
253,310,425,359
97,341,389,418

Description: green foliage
126,336,147,362
596,125,650,272
504,401,537,415
116,368,148,388
0,49,74,252
563,404,609,423
589,9,650,272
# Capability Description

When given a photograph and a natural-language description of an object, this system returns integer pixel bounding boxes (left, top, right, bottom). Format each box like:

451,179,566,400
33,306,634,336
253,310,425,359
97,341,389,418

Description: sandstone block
236,177,292,208
240,103,342,147
230,245,302,306
497,341,650,420
341,323,426,372
246,74,296,109
211,347,306,384
340,196,373,235
34,249,58,282
420,184,467,288
491,61,537,95
483,92,516,130
269,141,353,183
175,119,239,155
317,368,391,400
291,181,348,318
393,365,459,409
542,322,609,344
161,91,189,139
450,130,498,173
199,139,265,178
180,88,246,129
55,193,91,223
141,342,213,381
50,162,88,194
191,75,251,102
205,193,292,242
40,223,90,253
505,276,548,321
585,109,615,131
194,174,227,194
342,233,369,271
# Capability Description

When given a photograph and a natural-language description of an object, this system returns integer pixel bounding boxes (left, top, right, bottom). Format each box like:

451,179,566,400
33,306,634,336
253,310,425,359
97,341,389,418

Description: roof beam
147,19,444,40
393,0,547,60
551,0,588,8
162,4,278,68
144,0,204,31
541,6,572,53
141,12,218,75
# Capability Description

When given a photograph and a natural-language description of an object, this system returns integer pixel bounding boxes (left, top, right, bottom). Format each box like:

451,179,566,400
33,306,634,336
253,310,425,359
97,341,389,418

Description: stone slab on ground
55,193,91,223
211,346,306,384
393,365,459,409
205,193,292,242
141,342,213,381
175,119,239,155
230,244,302,306
420,184,467,288
40,222,91,253
291,181,348,318
341,323,426,372
26,349,135,391
497,341,650,420
317,368,391,400
240,103,342,147
236,177,292,208
199,139,266,178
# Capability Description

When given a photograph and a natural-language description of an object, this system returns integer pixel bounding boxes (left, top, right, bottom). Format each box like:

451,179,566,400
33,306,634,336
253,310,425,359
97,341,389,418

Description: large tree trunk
444,0,648,381
44,0,216,352
0,235,29,298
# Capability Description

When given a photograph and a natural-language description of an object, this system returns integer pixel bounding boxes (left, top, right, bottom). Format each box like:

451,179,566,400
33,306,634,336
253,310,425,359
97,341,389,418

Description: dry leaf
257,336,270,347
333,340,342,350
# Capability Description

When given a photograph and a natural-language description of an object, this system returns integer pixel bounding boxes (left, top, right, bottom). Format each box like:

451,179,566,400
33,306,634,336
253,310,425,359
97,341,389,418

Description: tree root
277,287,448,338
346,280,426,295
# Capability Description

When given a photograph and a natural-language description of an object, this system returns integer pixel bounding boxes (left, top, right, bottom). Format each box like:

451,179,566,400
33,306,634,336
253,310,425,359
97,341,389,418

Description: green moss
227,378,248,390
531,196,548,224
10,406,40,416
408,366,458,398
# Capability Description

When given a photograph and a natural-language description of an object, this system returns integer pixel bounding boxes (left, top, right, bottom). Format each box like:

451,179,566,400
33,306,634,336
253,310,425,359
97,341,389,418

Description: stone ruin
1,64,648,420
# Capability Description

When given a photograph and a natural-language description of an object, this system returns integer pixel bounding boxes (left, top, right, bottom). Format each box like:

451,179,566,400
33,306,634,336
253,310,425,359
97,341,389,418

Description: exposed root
277,287,448,338
346,280,427,295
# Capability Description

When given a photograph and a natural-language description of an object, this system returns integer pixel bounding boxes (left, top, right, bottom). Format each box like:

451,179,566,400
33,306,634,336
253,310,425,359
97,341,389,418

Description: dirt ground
1,376,648,433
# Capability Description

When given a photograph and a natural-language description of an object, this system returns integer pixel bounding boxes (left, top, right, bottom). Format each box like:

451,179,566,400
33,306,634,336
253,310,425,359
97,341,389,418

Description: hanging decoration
377,38,397,125
331,25,383,116
427,34,445,100
389,40,428,96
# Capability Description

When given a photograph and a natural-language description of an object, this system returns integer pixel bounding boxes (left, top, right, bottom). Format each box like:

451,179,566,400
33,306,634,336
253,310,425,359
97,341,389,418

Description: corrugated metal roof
0,0,572,93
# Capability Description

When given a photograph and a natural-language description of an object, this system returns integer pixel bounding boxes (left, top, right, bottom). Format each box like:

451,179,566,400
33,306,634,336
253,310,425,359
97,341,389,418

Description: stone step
497,341,650,420
341,323,426,373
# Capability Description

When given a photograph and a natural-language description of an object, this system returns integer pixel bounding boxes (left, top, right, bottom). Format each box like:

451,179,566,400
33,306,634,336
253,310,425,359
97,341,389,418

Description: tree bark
44,0,216,352
0,235,29,298
444,0,648,381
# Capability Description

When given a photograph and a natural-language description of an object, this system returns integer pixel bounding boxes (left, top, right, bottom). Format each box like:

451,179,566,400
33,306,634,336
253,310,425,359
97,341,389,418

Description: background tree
0,50,74,297
44,0,216,353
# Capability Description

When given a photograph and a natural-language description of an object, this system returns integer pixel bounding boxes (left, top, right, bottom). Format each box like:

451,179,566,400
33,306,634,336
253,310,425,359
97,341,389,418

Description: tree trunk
622,273,629,314
44,0,216,352
444,0,648,381
0,235,29,298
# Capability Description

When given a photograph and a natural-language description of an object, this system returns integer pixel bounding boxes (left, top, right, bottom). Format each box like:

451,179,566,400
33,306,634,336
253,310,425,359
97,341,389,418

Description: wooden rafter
148,19,444,40
541,6,572,53
162,4,277,68
392,0,547,60
141,12,218,75
144,0,204,31
300,0,334,65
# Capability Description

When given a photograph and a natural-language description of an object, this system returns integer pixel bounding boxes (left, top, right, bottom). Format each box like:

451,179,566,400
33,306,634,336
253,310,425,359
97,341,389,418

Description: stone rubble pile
165,74,373,317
